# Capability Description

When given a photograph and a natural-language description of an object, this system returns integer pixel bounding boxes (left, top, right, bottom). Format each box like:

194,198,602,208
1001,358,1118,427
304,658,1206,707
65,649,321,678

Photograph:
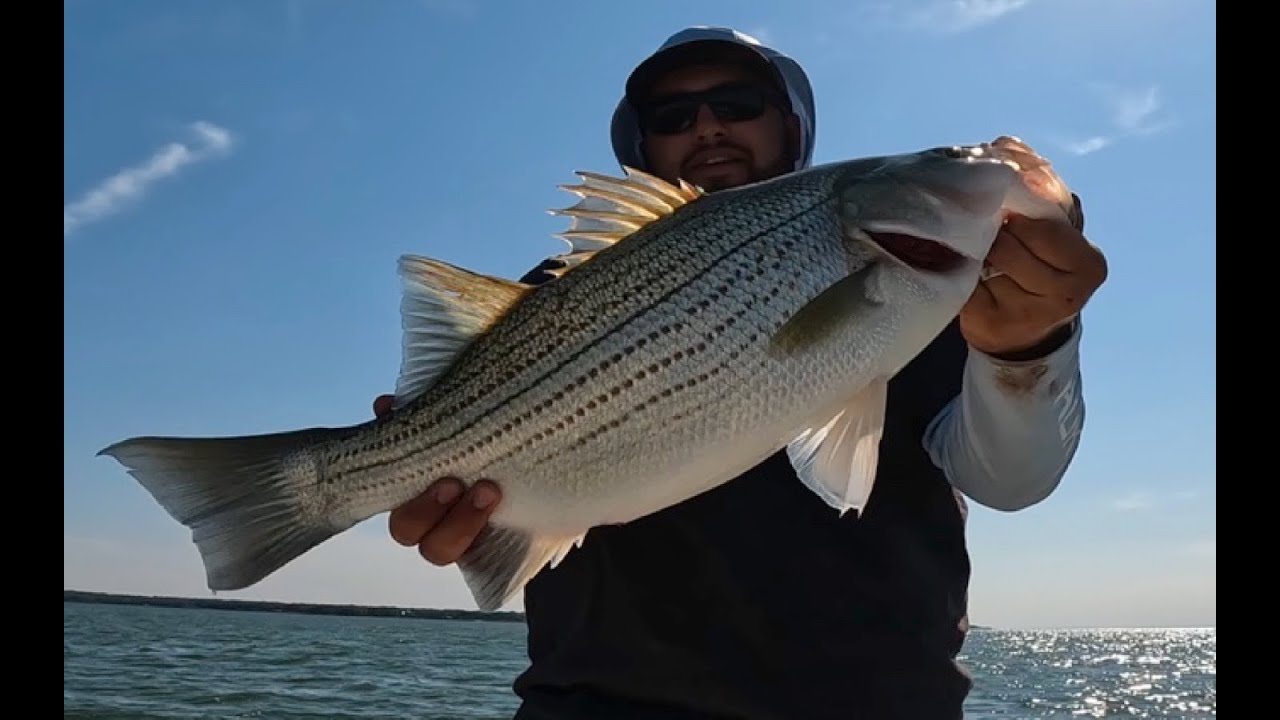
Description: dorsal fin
544,165,704,279
393,255,533,409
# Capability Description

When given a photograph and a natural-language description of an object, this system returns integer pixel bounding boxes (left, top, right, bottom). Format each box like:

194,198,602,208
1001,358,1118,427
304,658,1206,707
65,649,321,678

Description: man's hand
960,212,1107,358
373,394,502,566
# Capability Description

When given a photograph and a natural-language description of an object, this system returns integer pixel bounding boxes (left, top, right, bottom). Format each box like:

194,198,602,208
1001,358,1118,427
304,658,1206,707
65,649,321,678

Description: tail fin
97,428,348,592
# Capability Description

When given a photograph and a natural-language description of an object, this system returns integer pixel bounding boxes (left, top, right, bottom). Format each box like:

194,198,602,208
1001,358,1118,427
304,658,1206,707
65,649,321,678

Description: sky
64,0,1216,630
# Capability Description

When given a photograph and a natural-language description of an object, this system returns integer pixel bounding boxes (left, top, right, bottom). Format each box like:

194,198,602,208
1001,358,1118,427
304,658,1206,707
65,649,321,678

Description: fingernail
472,485,498,510
434,483,461,504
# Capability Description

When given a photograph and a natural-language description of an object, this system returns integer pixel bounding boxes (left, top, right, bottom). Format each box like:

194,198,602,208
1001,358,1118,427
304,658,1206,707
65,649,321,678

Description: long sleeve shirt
925,320,1086,511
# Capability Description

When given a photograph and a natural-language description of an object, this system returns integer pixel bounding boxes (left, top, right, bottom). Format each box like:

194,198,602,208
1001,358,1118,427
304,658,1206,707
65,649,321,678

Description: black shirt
509,258,974,720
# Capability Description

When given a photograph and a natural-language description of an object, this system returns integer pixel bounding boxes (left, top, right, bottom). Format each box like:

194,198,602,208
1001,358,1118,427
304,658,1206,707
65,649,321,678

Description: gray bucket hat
610,26,817,174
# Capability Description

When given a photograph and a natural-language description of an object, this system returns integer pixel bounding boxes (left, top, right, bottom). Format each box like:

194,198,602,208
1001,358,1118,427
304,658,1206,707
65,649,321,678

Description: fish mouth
863,230,969,273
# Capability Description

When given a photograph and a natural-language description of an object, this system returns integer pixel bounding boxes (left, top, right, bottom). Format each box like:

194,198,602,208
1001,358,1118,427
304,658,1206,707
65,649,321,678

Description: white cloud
63,121,234,239
1104,84,1173,135
1057,84,1174,156
1107,487,1206,512
1066,136,1111,156
1109,492,1153,511
1112,86,1160,131
847,0,1031,36
908,0,1031,33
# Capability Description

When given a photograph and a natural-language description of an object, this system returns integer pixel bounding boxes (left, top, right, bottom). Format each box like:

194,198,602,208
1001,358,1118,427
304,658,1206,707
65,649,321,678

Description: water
64,602,1215,719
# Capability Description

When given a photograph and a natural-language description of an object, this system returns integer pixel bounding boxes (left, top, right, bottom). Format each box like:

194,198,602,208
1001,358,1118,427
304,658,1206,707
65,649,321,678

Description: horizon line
63,588,1215,632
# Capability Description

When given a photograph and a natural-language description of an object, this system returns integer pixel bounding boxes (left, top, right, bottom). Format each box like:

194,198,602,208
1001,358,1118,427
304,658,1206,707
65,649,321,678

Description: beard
683,135,797,192
701,153,795,191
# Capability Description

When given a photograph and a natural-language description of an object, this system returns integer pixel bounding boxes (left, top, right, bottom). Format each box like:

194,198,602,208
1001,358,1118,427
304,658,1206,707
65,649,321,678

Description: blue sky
64,0,1216,630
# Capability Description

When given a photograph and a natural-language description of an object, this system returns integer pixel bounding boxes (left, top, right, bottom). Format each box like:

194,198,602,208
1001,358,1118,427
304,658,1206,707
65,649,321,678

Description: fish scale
389,193,835,512
97,137,1079,610
322,171,845,512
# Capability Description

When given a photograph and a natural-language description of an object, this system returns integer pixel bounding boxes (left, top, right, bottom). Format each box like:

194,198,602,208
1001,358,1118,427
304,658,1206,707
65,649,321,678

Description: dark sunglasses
638,82,782,136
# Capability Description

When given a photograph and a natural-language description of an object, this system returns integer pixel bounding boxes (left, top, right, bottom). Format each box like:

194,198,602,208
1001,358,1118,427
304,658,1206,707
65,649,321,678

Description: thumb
373,394,395,418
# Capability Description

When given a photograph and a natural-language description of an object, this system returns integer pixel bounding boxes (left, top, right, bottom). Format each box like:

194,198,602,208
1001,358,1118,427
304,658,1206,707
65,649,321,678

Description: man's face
638,63,799,192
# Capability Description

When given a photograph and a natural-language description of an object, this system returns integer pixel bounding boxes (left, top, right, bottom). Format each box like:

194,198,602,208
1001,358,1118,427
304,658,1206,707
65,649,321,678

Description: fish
97,135,1078,612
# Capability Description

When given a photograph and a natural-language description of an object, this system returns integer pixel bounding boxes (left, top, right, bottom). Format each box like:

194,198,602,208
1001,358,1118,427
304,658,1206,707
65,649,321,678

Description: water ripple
66,604,1214,719
961,627,1216,718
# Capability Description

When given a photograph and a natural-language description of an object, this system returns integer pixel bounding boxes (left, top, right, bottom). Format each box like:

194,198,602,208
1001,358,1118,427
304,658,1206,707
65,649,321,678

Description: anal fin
457,524,586,611
786,378,889,517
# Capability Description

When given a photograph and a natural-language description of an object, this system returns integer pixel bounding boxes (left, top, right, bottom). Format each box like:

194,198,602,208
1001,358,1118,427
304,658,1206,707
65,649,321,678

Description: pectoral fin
770,265,882,357
786,377,888,517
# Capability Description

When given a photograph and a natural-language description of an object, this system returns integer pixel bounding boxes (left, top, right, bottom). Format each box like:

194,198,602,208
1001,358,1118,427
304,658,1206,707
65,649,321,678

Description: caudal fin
97,428,348,592
458,525,585,611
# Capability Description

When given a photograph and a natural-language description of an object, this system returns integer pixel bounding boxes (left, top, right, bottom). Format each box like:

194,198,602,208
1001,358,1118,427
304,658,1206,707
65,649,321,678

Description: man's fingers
1002,215,1095,273
964,276,998,318
417,481,502,566
373,394,394,418
985,229,1067,296
976,274,1043,310
388,479,464,547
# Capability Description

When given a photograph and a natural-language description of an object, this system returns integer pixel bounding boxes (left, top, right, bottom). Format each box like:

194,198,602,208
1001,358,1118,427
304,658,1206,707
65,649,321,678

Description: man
376,27,1107,719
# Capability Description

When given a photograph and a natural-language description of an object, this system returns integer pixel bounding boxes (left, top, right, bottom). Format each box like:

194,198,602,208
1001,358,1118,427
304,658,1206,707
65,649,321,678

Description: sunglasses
638,82,782,136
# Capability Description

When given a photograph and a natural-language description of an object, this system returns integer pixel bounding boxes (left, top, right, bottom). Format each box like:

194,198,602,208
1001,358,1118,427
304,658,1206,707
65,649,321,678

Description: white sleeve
922,320,1086,511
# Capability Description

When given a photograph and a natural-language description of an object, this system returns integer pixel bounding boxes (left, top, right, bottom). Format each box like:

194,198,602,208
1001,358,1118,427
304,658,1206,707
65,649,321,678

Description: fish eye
941,145,986,159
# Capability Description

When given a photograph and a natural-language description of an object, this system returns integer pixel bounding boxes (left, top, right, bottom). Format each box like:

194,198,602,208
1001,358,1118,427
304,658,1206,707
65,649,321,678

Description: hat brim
625,39,789,107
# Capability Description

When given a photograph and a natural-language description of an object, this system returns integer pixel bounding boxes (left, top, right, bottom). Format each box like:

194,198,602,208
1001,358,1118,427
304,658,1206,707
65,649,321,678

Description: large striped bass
98,136,1078,611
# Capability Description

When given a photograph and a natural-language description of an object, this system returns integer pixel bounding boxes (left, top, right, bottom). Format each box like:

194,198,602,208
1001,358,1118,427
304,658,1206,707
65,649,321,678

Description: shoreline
65,590,1210,632
63,589,526,623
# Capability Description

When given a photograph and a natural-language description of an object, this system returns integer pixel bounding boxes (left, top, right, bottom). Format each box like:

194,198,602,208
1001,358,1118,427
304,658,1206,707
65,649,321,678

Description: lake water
63,602,1215,718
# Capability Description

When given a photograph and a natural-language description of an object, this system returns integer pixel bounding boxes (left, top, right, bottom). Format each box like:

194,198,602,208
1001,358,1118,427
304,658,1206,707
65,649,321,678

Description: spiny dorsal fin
394,255,532,409
544,165,704,278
